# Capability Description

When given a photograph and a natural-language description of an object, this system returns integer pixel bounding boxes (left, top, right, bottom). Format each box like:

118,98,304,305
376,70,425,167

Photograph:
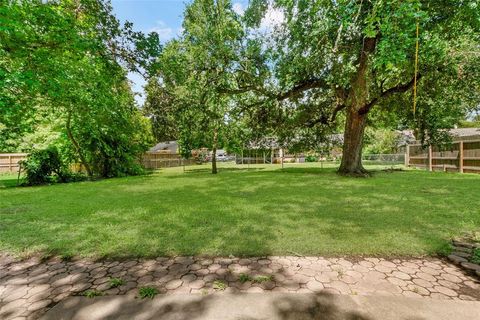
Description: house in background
149,141,179,154
236,138,306,164
449,128,480,141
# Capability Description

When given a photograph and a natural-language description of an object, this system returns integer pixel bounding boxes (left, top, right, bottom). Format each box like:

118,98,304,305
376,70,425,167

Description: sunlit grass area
1,163,479,259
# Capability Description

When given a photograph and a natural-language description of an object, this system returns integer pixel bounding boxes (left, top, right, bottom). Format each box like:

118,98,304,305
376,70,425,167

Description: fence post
405,145,410,167
8,155,12,172
459,141,464,173
428,145,433,172
281,148,284,169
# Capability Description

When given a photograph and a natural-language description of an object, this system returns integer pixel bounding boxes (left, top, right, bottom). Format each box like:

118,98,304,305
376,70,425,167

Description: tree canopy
1,0,160,177
145,0,480,174
2,0,479,177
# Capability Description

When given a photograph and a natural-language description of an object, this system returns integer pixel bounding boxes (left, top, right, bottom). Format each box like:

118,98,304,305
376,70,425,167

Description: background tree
154,0,246,174
143,78,178,142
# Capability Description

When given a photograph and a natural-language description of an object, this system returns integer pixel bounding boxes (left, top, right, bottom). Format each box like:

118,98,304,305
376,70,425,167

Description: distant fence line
0,152,196,174
407,140,480,173
3,141,480,174
141,152,196,169
362,153,405,164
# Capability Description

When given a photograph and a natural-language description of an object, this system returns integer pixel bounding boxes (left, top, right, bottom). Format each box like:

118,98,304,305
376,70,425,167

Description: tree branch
305,103,346,127
218,77,329,102
331,103,347,122
217,85,268,96
277,78,329,101
358,74,421,115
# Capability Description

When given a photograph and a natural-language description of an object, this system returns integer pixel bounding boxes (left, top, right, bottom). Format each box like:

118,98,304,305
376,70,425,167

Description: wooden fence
141,152,196,169
0,153,27,173
406,140,480,173
0,152,195,174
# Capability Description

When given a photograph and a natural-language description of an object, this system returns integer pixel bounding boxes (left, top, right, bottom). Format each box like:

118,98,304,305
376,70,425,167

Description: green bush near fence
19,147,78,185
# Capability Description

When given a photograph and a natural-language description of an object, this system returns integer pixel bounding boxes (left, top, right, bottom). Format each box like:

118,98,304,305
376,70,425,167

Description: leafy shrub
20,147,75,185
305,155,317,162
109,278,124,288
83,290,103,298
239,273,252,283
60,253,73,262
138,286,158,299
73,111,153,178
471,248,480,264
254,275,274,283
213,280,227,291
363,129,402,155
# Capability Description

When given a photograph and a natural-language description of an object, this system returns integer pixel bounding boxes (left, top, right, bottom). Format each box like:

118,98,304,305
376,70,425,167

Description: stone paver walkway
1,254,479,320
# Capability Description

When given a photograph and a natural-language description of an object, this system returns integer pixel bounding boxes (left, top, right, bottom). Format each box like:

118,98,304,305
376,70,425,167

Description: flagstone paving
1,254,479,320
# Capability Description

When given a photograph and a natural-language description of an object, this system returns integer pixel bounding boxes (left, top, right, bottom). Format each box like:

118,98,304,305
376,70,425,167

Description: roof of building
449,127,480,138
150,141,178,153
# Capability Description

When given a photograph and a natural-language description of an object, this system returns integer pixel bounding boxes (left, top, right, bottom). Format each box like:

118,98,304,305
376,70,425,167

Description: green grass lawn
1,163,479,259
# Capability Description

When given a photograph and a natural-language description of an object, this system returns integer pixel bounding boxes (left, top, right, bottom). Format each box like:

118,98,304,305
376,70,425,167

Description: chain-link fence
362,153,405,165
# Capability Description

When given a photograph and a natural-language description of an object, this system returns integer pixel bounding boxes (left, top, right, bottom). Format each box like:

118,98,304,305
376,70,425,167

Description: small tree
156,0,245,174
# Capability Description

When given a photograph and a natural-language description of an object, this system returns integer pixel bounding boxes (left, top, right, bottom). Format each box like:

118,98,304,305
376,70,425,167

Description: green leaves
151,0,250,158
1,0,156,177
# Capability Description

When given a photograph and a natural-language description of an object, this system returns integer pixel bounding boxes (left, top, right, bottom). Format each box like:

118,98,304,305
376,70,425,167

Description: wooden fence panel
0,153,27,173
141,152,196,169
406,140,480,173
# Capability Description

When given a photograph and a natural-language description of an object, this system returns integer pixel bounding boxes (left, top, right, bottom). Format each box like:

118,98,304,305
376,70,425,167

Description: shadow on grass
184,167,267,174
182,166,399,177
0,177,22,189
1,164,479,259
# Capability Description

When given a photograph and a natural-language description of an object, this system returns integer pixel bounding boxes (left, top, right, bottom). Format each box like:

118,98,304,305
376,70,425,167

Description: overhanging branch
217,77,329,102
217,85,271,97
358,74,421,115
277,78,329,101
305,103,346,127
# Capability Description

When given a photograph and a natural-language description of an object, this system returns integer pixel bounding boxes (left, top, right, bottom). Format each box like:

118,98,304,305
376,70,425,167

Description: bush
138,286,158,299
471,248,480,264
20,147,81,185
305,155,318,162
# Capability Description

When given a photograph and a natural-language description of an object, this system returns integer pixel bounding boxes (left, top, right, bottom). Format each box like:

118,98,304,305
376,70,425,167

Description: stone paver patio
1,254,479,320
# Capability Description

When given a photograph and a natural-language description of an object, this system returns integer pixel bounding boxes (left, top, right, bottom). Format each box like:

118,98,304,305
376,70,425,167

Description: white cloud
149,20,182,42
260,6,285,31
233,2,245,15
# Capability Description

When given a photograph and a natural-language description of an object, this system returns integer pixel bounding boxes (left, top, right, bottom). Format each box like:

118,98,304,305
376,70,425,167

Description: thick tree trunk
66,111,93,178
338,107,368,175
338,37,378,176
211,127,218,174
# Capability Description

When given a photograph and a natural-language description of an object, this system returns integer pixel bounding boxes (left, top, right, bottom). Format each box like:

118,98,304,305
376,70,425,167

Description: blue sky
111,0,249,105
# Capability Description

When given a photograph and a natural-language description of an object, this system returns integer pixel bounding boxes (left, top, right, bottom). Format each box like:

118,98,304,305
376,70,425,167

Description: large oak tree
239,0,480,174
